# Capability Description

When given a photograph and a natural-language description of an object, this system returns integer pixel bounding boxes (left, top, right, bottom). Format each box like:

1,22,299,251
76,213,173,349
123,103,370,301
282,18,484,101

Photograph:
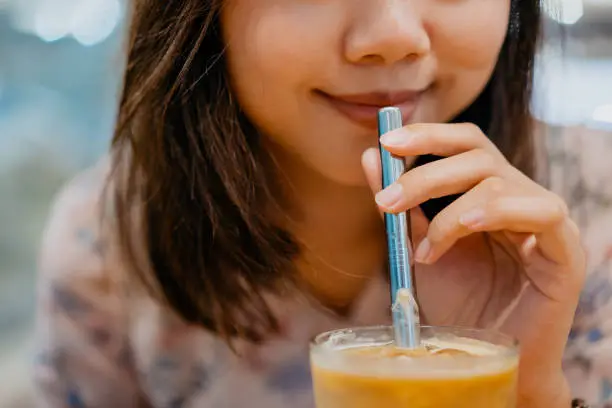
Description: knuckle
551,199,569,223
485,198,505,219
407,123,429,136
407,167,434,200
482,176,506,194
566,217,581,239
427,214,456,245
459,122,482,135
544,192,569,223
474,148,499,174
425,224,445,247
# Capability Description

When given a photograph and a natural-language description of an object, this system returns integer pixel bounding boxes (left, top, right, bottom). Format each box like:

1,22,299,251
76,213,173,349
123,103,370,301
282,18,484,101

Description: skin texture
363,126,585,407
222,0,509,185
219,0,585,406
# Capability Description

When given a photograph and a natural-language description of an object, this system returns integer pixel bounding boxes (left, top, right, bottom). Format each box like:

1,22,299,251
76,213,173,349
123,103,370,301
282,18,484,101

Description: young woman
34,0,591,406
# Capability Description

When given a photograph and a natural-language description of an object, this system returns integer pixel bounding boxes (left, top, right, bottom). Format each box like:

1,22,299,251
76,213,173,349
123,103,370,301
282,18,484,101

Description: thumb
361,147,382,194
410,207,430,245
362,147,429,244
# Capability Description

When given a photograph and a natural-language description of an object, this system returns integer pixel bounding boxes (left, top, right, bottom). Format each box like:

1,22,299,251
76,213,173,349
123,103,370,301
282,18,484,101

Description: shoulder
554,126,612,378
41,157,112,268
33,157,152,406
45,157,110,237
37,157,124,314
544,126,612,259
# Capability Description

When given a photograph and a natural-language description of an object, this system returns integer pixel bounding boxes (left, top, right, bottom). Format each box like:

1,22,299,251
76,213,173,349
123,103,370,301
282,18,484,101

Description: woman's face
222,0,510,186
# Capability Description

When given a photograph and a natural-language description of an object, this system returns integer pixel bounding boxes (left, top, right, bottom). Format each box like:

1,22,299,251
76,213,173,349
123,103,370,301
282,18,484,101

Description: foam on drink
310,326,518,408
312,332,516,379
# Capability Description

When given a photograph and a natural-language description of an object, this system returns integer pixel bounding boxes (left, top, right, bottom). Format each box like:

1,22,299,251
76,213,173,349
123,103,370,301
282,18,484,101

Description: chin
315,160,371,188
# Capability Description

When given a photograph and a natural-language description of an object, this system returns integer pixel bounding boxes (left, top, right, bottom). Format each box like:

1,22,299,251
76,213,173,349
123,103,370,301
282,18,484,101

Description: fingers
457,196,573,265
379,123,503,158
370,122,517,214
415,177,579,267
535,217,584,272
412,177,500,264
375,148,510,213
458,195,568,233
366,121,584,316
364,121,582,274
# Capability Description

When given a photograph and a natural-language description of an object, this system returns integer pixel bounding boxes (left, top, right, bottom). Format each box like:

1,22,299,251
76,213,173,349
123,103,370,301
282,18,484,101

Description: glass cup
310,325,519,408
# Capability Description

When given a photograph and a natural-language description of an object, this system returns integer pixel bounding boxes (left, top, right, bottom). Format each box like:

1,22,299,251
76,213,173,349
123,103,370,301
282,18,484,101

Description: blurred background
0,0,126,405
0,0,611,406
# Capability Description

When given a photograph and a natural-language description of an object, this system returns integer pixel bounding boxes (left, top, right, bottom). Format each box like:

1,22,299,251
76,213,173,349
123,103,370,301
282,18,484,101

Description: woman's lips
316,89,423,129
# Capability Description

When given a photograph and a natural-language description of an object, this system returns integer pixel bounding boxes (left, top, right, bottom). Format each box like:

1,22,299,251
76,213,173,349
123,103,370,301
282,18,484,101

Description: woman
33,0,590,406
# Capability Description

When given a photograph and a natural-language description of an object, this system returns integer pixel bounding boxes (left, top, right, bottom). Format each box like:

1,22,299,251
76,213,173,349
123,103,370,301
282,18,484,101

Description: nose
344,0,430,65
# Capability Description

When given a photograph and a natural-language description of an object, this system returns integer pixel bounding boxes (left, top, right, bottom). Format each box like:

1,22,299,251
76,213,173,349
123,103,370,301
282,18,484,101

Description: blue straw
378,107,420,348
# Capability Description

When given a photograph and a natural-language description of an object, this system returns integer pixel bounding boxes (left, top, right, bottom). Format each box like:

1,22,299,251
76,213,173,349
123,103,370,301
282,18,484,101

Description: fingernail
375,183,403,208
459,208,486,228
380,131,408,147
415,238,432,263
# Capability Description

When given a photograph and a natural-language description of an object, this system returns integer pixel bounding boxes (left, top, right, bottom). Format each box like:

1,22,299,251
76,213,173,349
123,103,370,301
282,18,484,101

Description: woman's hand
362,123,586,408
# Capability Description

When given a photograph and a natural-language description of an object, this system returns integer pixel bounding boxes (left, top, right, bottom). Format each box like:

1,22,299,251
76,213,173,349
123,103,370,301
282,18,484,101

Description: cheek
220,0,361,184
431,1,510,71
220,0,348,165
426,1,510,119
223,6,296,113
221,1,338,114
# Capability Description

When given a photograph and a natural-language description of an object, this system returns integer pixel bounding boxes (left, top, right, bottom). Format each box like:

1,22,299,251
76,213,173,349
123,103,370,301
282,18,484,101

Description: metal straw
378,107,420,348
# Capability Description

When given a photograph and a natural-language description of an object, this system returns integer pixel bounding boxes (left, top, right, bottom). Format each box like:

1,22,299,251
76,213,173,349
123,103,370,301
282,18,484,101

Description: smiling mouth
315,89,426,130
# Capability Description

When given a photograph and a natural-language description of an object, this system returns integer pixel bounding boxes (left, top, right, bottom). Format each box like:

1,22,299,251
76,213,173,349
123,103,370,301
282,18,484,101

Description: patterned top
33,125,612,407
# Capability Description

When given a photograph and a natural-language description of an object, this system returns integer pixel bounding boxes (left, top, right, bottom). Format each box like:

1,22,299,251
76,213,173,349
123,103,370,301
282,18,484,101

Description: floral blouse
33,125,612,407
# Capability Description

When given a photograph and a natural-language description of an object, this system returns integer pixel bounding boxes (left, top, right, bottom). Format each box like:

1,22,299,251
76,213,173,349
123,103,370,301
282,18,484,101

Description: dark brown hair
111,0,542,342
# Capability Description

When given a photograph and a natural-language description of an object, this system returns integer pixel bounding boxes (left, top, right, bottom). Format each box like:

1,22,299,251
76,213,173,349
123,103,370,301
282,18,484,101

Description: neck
271,149,386,312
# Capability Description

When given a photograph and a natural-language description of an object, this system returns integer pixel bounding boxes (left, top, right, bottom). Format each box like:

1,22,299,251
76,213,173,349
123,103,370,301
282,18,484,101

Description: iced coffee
310,326,518,408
